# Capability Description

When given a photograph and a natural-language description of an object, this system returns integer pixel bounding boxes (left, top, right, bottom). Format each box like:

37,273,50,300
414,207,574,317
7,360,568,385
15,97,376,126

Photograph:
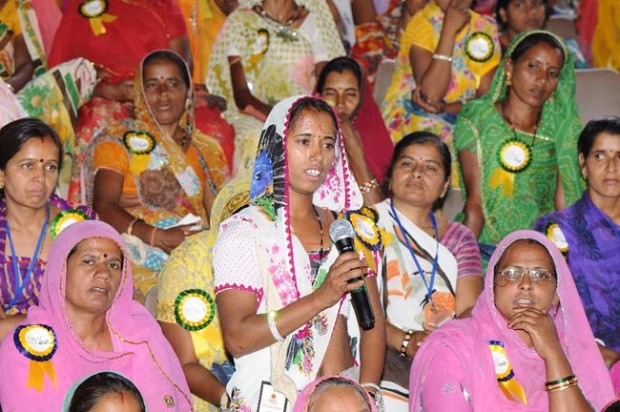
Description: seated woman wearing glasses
409,231,614,410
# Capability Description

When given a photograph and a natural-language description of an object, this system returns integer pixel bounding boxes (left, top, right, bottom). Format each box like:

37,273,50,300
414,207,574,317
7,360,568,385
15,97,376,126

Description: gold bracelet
359,178,379,193
546,380,578,392
545,376,578,391
6,82,14,93
126,217,141,236
432,53,453,62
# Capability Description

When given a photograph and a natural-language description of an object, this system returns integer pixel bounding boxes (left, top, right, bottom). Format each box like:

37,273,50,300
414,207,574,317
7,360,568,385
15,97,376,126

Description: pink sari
0,221,192,411
409,230,614,410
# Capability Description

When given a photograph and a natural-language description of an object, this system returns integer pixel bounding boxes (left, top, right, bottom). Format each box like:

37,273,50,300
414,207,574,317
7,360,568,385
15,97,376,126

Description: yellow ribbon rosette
78,0,117,36
122,131,156,176
246,29,270,73
14,324,58,392
546,222,569,254
489,139,532,197
343,207,392,273
489,340,527,405
50,209,90,239
174,289,218,358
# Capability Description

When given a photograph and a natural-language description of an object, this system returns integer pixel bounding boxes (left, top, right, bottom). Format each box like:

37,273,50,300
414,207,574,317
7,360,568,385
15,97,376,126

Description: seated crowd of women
0,0,618,411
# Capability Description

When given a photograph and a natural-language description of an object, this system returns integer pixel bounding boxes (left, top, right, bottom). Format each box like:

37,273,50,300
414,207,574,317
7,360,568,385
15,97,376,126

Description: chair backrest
575,68,620,124
373,59,396,106
544,16,578,40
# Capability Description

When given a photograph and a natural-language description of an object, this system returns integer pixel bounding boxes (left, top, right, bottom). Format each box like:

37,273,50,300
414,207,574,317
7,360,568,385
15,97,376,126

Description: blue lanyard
389,199,439,308
4,204,50,310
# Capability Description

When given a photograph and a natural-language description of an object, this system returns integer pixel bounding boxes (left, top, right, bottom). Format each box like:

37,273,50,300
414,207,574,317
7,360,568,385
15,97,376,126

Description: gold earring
506,75,512,87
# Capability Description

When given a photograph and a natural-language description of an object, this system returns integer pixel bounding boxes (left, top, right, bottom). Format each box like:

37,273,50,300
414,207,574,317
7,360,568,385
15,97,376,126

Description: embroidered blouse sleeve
420,346,473,411
213,215,263,301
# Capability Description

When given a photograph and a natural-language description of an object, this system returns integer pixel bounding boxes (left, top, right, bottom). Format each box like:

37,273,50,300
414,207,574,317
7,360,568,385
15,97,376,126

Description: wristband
432,53,453,62
267,310,285,342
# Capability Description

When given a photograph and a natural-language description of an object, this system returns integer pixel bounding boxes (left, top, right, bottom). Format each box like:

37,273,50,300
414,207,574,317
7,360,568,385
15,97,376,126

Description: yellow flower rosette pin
174,289,219,358
78,0,117,36
123,131,156,176
466,32,495,63
489,139,532,197
14,324,58,391
343,207,392,273
50,209,90,239
489,340,527,405
546,222,569,254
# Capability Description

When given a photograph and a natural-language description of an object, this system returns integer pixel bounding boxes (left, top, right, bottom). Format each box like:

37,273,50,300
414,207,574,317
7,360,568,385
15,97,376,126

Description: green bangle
544,374,576,389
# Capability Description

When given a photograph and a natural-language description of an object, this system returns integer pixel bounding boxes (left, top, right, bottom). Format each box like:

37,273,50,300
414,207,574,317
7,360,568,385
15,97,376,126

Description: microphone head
329,219,355,243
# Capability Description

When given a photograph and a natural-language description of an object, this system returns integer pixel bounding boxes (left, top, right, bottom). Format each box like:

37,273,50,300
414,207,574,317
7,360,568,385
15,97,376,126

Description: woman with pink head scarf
0,220,192,411
409,230,614,410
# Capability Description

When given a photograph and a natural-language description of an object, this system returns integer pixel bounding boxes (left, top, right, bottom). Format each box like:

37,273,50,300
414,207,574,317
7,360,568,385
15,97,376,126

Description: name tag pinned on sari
257,381,288,412
174,289,215,331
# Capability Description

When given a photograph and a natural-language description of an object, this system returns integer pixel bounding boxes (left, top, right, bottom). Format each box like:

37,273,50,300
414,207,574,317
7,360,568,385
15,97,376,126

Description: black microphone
329,219,375,330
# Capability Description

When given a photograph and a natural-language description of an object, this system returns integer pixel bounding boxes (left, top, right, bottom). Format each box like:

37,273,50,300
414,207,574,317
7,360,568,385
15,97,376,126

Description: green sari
454,30,584,246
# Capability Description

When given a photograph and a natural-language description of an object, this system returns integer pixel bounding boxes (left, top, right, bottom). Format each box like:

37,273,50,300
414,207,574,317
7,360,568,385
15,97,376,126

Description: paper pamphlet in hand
170,214,203,231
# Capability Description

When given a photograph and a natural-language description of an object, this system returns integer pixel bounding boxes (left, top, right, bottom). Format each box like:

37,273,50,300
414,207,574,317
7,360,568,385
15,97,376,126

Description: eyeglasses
494,266,556,286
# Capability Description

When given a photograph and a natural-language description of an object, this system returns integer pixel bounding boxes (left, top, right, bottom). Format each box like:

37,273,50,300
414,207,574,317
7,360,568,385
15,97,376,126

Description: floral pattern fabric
381,1,501,145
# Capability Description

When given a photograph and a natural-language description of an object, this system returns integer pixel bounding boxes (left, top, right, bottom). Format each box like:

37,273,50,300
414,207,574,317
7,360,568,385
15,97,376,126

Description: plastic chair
373,59,396,106
545,16,578,40
575,68,620,124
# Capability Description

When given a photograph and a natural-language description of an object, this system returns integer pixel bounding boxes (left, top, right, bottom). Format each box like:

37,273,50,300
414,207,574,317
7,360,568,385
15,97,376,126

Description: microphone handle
351,285,375,330
334,236,375,329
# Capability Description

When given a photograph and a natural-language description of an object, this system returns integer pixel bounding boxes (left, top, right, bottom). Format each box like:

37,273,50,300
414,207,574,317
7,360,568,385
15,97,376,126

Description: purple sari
535,192,620,352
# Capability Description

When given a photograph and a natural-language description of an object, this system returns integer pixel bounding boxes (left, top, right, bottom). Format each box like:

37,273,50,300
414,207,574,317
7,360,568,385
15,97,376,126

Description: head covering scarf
249,95,363,219
315,56,393,185
88,49,223,223
293,375,377,412
486,30,584,205
409,230,614,410
0,221,192,411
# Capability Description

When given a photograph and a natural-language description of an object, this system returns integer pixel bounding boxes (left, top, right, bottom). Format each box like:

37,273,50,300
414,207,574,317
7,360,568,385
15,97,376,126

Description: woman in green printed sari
454,30,584,261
